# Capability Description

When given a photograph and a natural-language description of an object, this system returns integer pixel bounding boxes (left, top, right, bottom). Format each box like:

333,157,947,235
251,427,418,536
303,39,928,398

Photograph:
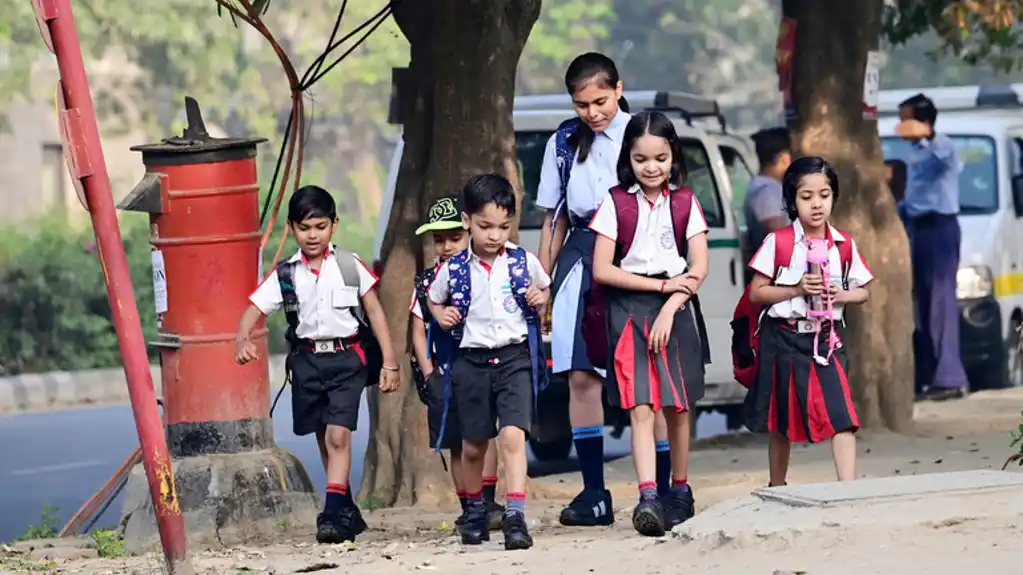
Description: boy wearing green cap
410,196,504,532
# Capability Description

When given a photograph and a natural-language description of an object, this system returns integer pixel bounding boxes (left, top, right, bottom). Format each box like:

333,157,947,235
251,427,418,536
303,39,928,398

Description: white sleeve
535,134,562,211
749,232,778,278
847,239,874,288
587,191,618,240
249,270,283,315
525,251,552,290
685,195,710,239
352,254,379,297
409,291,423,320
428,263,451,304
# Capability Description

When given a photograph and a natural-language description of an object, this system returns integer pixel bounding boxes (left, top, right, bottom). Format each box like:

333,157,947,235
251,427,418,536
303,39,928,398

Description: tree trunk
781,0,915,432
358,0,541,508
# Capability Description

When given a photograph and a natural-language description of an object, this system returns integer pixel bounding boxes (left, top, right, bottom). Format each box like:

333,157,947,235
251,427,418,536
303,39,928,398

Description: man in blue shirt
897,94,969,401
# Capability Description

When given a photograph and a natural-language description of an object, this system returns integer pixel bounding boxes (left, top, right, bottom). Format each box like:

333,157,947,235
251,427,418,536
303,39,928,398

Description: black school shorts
289,346,367,435
426,371,463,451
451,342,533,442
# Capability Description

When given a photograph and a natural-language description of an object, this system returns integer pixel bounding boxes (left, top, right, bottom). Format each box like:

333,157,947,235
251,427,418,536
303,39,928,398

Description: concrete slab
674,470,1023,547
752,469,1023,507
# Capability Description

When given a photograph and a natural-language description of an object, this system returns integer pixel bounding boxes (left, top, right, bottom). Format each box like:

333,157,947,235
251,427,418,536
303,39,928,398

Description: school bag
276,248,383,388
409,266,458,406
549,117,583,234
581,186,711,370
729,226,854,388
435,245,549,453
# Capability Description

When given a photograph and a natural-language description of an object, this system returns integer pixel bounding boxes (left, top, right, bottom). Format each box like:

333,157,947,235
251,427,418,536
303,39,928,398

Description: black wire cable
307,6,393,88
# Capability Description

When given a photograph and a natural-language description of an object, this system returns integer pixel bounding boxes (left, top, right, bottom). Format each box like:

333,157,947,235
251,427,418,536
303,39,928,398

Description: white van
877,84,1023,390
374,91,757,460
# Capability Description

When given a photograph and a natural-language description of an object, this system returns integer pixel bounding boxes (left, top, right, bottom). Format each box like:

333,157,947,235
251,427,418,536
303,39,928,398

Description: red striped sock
482,476,498,502
506,491,526,514
324,483,347,513
639,481,658,498
672,477,688,488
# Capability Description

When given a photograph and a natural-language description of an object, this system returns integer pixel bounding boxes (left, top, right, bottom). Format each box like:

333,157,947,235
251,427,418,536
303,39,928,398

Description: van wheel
1008,316,1023,388
529,435,573,462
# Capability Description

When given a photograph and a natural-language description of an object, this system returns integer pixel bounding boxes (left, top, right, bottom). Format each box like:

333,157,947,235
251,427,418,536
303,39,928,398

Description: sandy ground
4,389,1023,575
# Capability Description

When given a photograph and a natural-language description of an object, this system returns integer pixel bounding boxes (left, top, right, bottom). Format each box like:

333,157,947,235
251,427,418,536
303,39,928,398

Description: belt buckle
796,320,816,334
314,340,335,354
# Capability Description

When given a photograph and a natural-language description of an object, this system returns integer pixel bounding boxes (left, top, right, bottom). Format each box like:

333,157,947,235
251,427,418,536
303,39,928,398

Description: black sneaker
340,503,368,536
558,489,615,526
502,511,533,550
661,485,695,530
315,512,355,544
461,500,490,545
631,496,666,537
486,501,506,531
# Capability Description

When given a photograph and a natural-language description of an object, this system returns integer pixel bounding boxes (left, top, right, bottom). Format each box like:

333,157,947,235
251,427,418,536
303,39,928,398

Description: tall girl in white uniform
538,52,644,526
743,156,873,487
590,111,708,537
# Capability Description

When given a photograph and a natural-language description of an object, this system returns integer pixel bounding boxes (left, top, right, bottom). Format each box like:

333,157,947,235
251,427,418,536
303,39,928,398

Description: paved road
0,397,724,542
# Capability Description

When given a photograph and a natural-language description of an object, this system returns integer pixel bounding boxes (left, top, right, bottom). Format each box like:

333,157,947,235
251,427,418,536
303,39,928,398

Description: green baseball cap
415,196,465,236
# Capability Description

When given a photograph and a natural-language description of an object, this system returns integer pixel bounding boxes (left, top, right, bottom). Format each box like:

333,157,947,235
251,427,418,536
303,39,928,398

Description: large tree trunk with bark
358,0,541,507
781,0,915,431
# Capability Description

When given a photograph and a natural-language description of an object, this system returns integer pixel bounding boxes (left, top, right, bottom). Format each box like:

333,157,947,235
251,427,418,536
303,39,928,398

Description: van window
881,135,998,214
518,133,726,229
718,145,753,226
681,139,724,227
516,131,553,230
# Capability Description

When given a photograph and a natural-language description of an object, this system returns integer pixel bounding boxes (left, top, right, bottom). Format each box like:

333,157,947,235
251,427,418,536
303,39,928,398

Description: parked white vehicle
374,91,758,460
877,84,1023,390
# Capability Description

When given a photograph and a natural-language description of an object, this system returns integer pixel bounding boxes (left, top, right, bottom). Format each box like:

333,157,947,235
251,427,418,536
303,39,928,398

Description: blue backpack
550,117,582,233
434,245,549,452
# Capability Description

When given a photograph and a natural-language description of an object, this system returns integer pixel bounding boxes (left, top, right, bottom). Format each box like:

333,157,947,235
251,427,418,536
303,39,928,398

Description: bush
0,208,375,375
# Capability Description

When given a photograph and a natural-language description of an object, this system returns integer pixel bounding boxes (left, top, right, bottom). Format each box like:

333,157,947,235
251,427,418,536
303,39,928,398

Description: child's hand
235,339,258,364
825,282,848,305
676,273,702,295
526,286,549,309
649,309,675,351
437,306,462,330
379,367,400,392
797,273,825,296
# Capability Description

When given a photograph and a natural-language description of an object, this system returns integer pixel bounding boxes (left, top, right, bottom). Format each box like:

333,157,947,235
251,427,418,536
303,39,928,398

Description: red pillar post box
117,98,318,550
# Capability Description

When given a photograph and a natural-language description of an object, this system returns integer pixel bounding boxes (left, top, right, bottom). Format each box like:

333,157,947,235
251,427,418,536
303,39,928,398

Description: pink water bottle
805,238,829,319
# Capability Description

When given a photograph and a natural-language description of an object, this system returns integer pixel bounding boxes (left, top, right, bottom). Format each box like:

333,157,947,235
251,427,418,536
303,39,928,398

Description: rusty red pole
31,0,192,573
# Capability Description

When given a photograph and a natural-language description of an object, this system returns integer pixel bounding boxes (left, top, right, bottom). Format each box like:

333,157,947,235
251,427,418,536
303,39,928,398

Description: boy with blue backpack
428,174,551,550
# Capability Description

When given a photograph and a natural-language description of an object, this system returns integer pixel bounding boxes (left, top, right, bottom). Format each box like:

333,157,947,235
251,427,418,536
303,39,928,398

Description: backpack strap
834,229,854,290
772,225,797,282
331,247,367,325
505,246,549,412
668,187,695,259
275,260,300,347
550,117,582,232
610,186,638,263
436,249,472,454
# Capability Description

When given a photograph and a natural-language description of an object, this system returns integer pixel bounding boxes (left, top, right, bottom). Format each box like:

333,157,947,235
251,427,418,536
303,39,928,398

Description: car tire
1007,316,1023,388
529,435,573,462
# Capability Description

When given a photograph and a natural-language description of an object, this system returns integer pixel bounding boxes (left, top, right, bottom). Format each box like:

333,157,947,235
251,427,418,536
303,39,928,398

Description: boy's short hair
751,127,791,168
416,196,465,236
288,185,336,223
461,174,517,217
899,93,938,125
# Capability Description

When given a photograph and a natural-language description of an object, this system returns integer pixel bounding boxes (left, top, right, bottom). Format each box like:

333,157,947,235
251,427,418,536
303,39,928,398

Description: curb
0,355,290,415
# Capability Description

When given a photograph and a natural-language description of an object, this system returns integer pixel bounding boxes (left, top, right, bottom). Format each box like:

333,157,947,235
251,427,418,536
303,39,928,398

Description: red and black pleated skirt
743,318,859,443
603,286,705,412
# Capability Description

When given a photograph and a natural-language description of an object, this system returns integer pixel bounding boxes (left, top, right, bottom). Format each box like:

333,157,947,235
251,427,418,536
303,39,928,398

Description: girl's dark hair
615,111,687,190
781,156,841,220
288,185,337,223
564,52,626,163
461,173,517,217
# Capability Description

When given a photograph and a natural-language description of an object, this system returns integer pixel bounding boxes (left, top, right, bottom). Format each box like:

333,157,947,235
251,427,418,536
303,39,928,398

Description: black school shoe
461,500,490,545
661,485,695,530
632,496,666,537
558,488,615,526
316,512,354,544
502,511,533,550
486,501,506,531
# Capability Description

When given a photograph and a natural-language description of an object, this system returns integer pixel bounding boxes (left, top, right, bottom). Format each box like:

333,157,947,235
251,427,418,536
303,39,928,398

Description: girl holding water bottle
744,156,874,486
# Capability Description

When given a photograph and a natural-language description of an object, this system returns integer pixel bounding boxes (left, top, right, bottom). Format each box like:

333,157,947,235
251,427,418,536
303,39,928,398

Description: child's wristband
382,365,400,372
659,280,667,293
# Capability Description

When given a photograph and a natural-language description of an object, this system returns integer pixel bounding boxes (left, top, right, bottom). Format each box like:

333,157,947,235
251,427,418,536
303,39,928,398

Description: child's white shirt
428,242,551,349
749,220,873,321
588,184,709,276
249,246,378,340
